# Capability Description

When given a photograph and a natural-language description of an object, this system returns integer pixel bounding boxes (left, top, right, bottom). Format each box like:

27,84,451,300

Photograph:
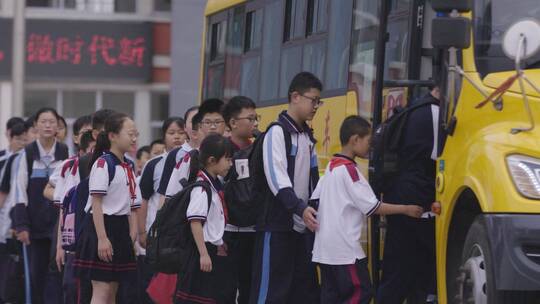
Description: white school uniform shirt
186,170,226,246
52,157,82,206
263,118,315,233
85,155,140,215
165,143,195,198
16,140,63,206
0,153,22,243
311,155,381,265
138,153,166,232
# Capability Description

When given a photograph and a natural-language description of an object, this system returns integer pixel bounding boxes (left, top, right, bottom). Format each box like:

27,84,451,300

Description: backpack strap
55,142,69,161
99,153,118,186
24,142,38,181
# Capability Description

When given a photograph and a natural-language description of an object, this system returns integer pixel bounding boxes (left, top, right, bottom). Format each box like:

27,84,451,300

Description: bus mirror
432,17,471,49
502,19,540,61
431,0,472,13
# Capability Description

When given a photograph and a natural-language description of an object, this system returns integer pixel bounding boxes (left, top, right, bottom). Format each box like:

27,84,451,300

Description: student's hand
98,237,114,263
16,231,31,245
303,207,319,232
138,232,147,249
404,205,423,218
56,248,65,272
200,254,212,272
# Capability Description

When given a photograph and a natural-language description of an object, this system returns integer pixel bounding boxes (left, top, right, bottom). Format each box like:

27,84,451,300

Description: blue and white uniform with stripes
250,111,320,304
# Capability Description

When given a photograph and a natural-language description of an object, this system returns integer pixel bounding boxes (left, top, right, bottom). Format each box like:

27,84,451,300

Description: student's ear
207,156,217,165
229,119,236,130
289,92,300,105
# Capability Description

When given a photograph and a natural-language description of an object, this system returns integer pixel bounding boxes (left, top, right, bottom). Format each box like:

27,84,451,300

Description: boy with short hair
250,72,323,304
222,96,258,304
164,99,225,198
311,115,423,304
149,139,165,158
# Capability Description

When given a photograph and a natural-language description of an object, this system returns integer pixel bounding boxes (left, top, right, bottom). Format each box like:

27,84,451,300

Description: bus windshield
474,0,540,77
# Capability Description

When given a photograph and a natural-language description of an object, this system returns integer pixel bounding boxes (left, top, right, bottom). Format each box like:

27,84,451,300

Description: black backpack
369,101,438,195
223,122,291,227
145,181,212,274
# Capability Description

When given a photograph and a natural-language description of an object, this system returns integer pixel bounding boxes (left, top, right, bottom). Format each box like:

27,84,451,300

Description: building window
150,92,169,141
63,91,96,118
154,0,171,12
28,0,136,13
102,91,135,117
279,45,302,97
24,90,57,118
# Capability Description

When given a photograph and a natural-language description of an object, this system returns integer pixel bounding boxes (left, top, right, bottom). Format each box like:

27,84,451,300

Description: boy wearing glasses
250,72,323,304
221,96,259,304
164,99,226,199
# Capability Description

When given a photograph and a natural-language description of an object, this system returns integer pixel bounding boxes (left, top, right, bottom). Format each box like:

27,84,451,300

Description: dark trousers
320,259,373,304
137,255,154,304
63,252,92,304
28,238,62,304
222,231,256,304
377,216,437,304
0,241,24,303
249,231,320,304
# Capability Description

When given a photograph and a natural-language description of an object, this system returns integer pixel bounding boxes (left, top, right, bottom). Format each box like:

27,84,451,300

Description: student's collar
182,141,193,152
333,153,357,164
36,139,57,158
199,169,223,192
278,111,312,135
229,137,251,152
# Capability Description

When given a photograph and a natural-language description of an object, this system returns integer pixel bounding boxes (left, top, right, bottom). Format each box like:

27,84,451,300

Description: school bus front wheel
451,215,540,304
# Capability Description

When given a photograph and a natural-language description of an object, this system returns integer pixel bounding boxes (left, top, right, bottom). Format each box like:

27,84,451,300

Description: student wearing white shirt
0,122,27,304
73,113,140,304
12,108,69,304
174,134,233,304
136,117,185,303
156,106,199,208
311,116,423,304
164,99,226,199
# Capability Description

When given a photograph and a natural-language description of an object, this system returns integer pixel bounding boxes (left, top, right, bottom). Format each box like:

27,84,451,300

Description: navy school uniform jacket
13,141,69,239
383,94,440,211
259,111,319,232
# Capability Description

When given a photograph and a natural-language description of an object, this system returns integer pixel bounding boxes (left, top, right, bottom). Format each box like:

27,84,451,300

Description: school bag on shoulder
369,101,438,195
223,122,292,227
60,154,117,251
145,181,212,274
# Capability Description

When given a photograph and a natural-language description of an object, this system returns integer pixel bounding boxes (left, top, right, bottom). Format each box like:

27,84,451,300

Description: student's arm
128,211,137,245
14,152,30,245
373,203,423,218
343,166,423,218
136,160,155,246
92,195,113,262
262,126,307,215
187,187,211,272
43,183,55,201
137,199,149,247
55,209,65,271
191,221,211,272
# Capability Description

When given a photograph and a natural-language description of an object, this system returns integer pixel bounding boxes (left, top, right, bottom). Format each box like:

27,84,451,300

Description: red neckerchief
197,170,229,224
121,162,137,202
329,155,360,182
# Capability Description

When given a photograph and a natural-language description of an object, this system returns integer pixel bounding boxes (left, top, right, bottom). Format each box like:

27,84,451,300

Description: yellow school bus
200,1,540,303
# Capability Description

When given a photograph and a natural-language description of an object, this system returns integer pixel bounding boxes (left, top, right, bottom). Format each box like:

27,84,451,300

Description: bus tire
455,217,538,304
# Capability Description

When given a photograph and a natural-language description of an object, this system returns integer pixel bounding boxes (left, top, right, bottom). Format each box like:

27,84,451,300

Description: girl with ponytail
74,112,141,303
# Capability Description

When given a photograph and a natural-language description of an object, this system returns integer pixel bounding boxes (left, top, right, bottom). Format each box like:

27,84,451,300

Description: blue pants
249,231,320,304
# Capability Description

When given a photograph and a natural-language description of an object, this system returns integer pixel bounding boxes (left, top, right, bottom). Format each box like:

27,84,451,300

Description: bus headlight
506,155,540,199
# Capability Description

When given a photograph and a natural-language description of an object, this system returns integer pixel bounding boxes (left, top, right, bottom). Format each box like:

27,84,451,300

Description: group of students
0,71,433,304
